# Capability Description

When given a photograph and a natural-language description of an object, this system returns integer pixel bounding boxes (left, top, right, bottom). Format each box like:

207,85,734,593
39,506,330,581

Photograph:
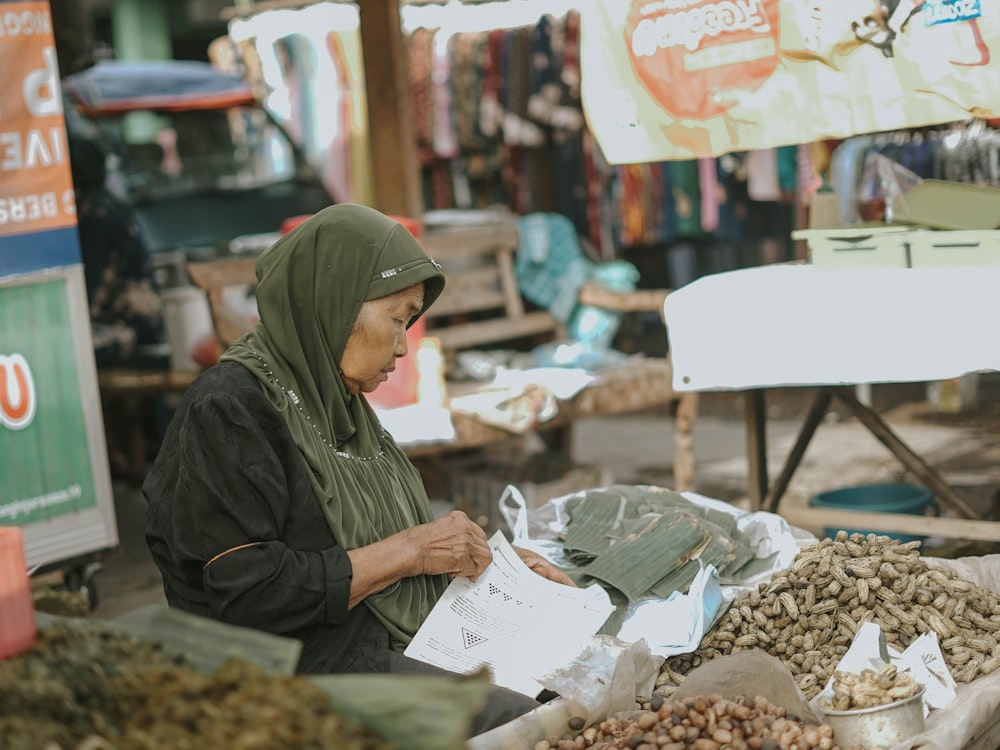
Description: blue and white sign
924,0,982,26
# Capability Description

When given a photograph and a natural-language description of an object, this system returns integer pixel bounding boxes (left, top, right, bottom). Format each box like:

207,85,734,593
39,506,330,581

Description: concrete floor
84,381,1000,621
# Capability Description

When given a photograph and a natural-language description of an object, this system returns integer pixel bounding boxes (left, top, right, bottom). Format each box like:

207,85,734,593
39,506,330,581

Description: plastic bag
857,151,923,223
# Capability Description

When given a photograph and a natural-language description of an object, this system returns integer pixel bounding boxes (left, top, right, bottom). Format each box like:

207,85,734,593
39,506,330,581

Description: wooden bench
97,368,197,483
418,217,697,491
419,220,563,353
185,257,258,350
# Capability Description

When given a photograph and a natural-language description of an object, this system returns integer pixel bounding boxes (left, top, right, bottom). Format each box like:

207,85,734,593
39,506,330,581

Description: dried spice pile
652,531,1000,702
32,586,91,618
0,620,394,750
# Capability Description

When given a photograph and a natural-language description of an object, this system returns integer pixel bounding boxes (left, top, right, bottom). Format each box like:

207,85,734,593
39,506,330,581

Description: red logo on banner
625,0,781,120
0,354,36,430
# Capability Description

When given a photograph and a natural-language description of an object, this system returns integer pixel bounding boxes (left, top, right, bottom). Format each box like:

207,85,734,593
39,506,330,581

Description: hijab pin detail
287,389,300,405
379,268,399,279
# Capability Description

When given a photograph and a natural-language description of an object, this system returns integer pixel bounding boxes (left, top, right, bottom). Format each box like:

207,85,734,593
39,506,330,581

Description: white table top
663,264,1000,392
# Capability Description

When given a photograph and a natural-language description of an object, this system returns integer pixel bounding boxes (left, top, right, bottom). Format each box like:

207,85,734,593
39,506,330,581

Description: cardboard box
908,229,1000,268
795,181,1000,270
893,179,1000,230
791,224,915,269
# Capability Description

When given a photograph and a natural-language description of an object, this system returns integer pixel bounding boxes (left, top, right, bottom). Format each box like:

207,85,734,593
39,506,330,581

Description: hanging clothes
328,28,373,205
668,160,703,240
747,149,781,202
824,122,1000,226
322,31,353,204
449,30,504,207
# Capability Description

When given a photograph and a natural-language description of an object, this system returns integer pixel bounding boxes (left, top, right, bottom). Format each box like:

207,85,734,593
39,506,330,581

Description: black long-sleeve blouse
143,361,393,673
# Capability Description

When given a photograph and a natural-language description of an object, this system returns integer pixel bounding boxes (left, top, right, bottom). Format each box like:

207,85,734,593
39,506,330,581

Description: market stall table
663,263,1000,541
402,358,689,455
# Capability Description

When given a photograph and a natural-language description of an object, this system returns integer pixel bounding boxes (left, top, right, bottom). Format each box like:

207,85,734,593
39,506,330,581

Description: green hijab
221,203,448,650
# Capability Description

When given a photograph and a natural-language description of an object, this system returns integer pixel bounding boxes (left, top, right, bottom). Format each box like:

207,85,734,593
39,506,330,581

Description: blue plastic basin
808,483,935,544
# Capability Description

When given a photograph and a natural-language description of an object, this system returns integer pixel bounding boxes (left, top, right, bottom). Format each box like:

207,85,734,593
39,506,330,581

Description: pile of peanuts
534,693,856,750
819,664,921,711
652,531,1000,701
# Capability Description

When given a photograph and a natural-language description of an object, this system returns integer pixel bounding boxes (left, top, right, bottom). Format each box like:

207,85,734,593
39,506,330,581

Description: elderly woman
143,204,572,734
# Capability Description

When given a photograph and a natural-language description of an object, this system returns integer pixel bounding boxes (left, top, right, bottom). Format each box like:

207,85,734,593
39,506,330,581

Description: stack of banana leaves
560,486,758,634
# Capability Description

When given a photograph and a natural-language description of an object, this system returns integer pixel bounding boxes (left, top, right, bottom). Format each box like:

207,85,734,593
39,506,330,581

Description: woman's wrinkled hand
514,546,577,587
406,510,492,581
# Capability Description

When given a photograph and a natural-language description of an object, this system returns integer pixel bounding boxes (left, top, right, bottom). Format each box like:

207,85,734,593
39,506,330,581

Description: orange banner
0,2,76,238
581,0,1000,163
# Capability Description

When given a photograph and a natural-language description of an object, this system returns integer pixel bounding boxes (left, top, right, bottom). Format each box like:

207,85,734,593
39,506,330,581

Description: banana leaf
561,490,633,564
646,520,757,598
637,488,740,537
594,586,630,637
580,512,712,601
310,668,492,750
718,533,757,578
646,558,702,599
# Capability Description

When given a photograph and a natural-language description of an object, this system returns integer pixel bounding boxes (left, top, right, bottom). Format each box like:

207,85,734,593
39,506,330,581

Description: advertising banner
0,265,118,569
0,0,80,277
581,0,1000,163
0,0,117,568
0,276,95,525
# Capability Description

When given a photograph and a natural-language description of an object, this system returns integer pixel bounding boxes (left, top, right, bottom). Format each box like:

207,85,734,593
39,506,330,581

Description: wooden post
673,391,698,492
358,0,423,220
763,388,833,513
745,389,768,510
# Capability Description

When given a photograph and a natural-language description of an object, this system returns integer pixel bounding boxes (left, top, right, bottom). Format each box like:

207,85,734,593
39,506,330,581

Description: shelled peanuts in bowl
817,665,926,750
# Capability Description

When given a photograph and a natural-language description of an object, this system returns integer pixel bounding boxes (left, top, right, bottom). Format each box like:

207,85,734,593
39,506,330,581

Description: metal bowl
821,688,926,749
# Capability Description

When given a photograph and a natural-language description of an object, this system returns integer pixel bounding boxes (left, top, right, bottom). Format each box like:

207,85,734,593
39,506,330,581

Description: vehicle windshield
99,105,298,202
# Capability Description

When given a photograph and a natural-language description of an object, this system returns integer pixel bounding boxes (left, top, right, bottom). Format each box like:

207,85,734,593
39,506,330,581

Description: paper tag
923,0,982,26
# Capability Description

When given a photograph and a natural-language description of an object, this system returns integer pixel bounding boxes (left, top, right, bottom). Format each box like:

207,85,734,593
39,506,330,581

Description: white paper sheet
375,403,455,445
404,531,615,697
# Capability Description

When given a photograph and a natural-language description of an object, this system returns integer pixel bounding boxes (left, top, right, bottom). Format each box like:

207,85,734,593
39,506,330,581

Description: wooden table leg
745,389,768,511
673,392,698,492
764,388,833,513
832,386,982,520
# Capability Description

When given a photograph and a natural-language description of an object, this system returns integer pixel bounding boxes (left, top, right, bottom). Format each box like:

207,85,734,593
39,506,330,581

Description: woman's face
339,282,425,395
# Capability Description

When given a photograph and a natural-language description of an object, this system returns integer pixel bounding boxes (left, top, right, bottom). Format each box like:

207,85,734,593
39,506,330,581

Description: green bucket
808,483,936,544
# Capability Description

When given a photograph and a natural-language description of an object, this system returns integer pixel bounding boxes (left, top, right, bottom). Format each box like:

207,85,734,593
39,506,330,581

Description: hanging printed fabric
580,0,1000,163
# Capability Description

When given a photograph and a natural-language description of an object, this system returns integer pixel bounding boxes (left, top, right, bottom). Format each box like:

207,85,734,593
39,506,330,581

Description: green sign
0,276,96,525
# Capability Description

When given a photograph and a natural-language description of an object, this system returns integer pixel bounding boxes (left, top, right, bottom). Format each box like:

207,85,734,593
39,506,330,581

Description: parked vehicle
62,59,334,276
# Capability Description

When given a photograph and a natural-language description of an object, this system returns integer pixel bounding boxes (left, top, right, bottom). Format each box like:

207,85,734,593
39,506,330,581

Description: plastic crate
908,229,1000,268
792,224,914,269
